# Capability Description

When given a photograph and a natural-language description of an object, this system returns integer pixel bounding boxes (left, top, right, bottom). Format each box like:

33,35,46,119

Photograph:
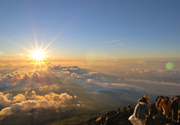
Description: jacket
159,99,171,112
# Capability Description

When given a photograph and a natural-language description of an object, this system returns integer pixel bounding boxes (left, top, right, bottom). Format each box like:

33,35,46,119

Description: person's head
139,98,147,104
157,96,159,98
130,103,132,105
165,96,169,100
174,97,178,100
160,96,164,99
144,94,148,99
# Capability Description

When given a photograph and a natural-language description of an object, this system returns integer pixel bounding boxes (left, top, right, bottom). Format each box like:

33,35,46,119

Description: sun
32,50,44,61
18,40,53,68
18,31,61,69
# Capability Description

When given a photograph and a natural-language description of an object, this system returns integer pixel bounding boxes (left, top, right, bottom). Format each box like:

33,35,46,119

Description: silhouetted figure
159,96,171,118
171,97,179,122
157,96,164,115
123,106,127,111
129,103,133,109
116,108,120,112
155,96,159,110
156,96,159,102
81,119,83,125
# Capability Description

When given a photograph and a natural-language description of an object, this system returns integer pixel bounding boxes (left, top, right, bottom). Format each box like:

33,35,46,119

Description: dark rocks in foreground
79,95,180,125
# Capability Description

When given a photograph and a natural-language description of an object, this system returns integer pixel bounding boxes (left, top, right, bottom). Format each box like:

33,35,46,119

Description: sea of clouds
0,63,180,121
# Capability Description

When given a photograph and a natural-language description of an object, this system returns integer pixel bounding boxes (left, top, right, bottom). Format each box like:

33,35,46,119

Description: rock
153,115,167,120
84,95,180,125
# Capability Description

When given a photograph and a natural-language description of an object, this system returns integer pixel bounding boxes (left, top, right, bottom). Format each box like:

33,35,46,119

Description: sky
0,0,180,62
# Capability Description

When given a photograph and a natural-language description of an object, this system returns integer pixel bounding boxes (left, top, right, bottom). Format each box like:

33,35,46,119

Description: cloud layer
0,91,74,117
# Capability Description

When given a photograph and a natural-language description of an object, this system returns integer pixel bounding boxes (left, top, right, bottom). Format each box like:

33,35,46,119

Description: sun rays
16,37,56,70
27,41,50,69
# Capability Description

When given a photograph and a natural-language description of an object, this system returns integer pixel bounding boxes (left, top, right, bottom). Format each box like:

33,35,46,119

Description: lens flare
166,62,174,70
0,52,4,55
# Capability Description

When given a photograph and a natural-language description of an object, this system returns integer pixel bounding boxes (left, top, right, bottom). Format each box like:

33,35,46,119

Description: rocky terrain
78,96,180,125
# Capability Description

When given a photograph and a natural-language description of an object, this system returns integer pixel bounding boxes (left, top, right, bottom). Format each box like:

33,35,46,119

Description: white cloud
105,40,120,43
0,93,11,107
118,43,124,45
129,69,180,78
123,78,180,87
76,104,81,107
12,94,26,103
0,91,75,117
105,38,127,43
38,84,60,91
49,65,145,92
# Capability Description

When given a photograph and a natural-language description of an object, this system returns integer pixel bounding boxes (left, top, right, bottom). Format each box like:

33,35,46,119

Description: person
116,108,120,112
129,98,150,125
129,103,133,109
159,96,171,118
171,97,179,122
80,119,83,125
127,104,131,112
156,96,159,102
123,106,127,111
157,96,164,115
144,94,151,109
138,95,151,110
155,96,159,110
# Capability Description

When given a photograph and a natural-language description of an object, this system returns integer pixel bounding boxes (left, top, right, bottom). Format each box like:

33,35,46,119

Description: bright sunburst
18,39,54,69
27,42,50,67
18,31,61,69
32,50,44,61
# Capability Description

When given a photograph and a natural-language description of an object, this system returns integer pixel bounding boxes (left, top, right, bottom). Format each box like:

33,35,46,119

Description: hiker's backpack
135,104,147,119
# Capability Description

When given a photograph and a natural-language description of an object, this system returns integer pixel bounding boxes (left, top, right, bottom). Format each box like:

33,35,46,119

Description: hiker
144,94,151,109
157,96,164,115
127,104,130,112
129,103,133,109
80,119,83,125
159,96,171,118
155,96,159,109
171,97,179,122
156,96,159,102
116,108,120,112
123,106,127,111
129,98,150,125
127,103,132,112
155,96,159,111
138,95,151,110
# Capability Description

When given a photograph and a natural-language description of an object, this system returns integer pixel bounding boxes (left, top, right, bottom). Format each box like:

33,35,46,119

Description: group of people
156,95,179,122
123,103,133,112
129,94,179,125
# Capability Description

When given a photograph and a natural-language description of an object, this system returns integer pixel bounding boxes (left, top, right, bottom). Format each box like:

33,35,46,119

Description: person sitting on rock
129,97,150,125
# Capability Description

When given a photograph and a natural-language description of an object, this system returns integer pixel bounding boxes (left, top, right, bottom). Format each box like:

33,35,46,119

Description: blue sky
0,0,180,61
